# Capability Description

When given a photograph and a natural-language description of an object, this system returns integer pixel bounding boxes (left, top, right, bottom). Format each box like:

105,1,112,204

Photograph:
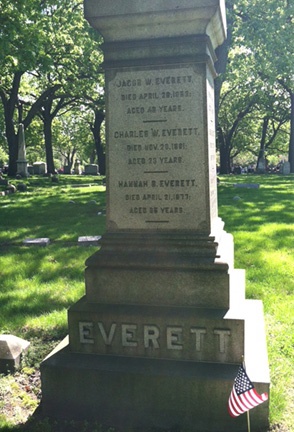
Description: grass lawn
218,175,294,431
0,174,293,431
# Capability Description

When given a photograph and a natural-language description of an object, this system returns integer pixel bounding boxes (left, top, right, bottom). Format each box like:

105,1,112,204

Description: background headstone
74,160,82,175
23,238,50,247
33,162,47,175
27,165,34,175
84,164,99,175
281,161,290,175
63,165,71,174
78,236,101,246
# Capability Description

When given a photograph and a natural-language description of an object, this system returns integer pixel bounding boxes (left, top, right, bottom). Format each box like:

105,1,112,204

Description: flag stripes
228,365,268,418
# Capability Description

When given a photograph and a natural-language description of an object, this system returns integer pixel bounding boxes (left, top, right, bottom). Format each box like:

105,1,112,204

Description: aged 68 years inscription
107,66,217,230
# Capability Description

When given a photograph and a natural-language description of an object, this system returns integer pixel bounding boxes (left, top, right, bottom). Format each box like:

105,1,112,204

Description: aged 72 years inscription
107,65,217,230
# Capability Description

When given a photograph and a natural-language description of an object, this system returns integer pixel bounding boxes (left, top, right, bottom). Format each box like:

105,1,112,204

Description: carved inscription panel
76,320,242,363
107,66,217,230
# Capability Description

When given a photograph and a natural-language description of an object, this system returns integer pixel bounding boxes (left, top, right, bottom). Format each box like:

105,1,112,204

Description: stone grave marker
27,165,34,175
63,165,71,174
23,238,50,247
74,160,82,175
281,161,290,175
78,235,102,246
33,162,47,175
84,164,99,175
41,2,270,431
0,335,30,373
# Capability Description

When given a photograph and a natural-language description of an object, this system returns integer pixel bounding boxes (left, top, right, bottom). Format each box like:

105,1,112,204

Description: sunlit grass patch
0,176,106,243
0,174,293,430
219,174,294,430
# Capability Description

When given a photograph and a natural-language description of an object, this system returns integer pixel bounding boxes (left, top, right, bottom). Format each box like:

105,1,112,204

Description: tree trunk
289,91,294,173
5,111,18,177
215,30,232,122
218,126,231,174
91,108,105,175
1,72,23,177
42,100,55,174
256,117,269,172
44,116,55,174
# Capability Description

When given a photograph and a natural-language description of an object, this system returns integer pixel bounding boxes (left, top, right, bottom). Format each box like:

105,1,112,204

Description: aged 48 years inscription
107,66,216,230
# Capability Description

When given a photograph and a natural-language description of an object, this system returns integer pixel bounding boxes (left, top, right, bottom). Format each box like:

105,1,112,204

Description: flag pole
247,410,251,432
242,356,251,432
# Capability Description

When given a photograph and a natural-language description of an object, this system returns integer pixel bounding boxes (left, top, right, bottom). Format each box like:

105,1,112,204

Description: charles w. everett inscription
107,66,217,230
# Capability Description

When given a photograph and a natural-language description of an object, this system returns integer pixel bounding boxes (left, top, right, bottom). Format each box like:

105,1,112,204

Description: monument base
41,300,269,432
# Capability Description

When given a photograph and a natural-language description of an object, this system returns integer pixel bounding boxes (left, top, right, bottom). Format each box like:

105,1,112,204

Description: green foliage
0,0,104,175
217,0,292,172
218,174,294,429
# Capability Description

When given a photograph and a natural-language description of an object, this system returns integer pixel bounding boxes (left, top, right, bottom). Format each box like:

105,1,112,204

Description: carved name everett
79,322,231,354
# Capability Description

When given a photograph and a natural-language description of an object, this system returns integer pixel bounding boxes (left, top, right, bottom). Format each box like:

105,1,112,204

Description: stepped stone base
41,300,269,432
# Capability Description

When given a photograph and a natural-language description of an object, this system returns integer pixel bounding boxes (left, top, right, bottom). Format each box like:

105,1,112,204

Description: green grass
0,175,106,338
0,174,293,431
0,175,106,243
218,174,294,429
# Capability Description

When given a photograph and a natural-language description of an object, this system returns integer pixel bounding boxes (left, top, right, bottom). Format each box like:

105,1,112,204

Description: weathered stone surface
42,300,269,432
84,164,99,175
78,236,101,246
23,238,50,246
84,0,226,49
33,162,46,175
106,65,218,232
68,297,245,363
0,335,30,373
41,1,270,431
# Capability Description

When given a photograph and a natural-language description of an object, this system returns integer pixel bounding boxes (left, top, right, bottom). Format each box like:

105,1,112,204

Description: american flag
228,365,268,418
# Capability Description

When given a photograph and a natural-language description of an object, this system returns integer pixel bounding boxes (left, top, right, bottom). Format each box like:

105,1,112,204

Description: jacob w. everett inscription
107,66,217,230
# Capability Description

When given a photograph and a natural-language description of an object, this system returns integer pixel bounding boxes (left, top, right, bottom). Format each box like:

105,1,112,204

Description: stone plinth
17,159,28,177
23,238,50,247
0,335,30,373
41,1,270,431
84,164,99,175
33,162,47,175
78,236,102,246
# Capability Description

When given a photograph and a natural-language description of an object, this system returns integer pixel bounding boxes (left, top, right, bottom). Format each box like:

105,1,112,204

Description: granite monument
41,2,270,431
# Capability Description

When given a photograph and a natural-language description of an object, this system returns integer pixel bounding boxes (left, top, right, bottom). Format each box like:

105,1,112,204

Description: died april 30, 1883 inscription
107,66,217,231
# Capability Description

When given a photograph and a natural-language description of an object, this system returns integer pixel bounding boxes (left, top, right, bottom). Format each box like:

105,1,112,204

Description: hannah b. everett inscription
107,66,216,230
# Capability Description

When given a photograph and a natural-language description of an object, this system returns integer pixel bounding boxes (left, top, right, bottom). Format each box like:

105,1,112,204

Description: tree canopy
0,0,104,175
217,0,293,173
0,0,293,175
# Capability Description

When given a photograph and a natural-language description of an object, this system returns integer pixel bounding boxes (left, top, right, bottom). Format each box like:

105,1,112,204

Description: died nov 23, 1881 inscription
107,66,217,230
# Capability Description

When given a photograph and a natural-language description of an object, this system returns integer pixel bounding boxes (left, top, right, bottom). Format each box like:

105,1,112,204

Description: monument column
41,2,270,431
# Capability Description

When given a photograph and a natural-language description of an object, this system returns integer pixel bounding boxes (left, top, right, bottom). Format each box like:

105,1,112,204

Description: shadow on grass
0,245,98,337
0,179,106,243
218,175,294,232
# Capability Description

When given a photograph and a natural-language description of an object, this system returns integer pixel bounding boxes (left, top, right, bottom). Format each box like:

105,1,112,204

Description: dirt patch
0,364,291,432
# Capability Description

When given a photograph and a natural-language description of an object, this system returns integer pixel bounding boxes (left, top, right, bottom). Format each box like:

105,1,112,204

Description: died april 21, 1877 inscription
107,66,217,231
